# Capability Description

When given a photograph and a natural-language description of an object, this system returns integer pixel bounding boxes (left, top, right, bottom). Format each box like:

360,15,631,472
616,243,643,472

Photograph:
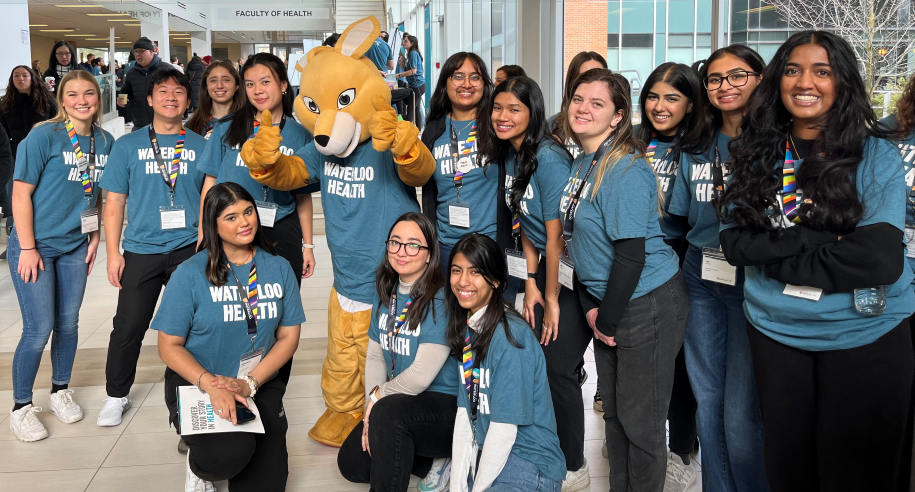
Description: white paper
505,252,527,280
906,227,915,259
701,254,737,286
449,204,471,228
178,386,265,436
559,259,574,291
256,202,277,228
80,210,98,233
783,284,823,301
160,208,186,230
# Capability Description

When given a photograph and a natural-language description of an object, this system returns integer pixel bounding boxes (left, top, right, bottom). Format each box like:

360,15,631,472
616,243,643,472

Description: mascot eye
302,96,320,114
337,89,356,110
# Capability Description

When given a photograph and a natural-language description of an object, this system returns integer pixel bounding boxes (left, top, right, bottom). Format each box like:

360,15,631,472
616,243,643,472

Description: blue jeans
468,453,562,492
683,247,768,492
8,229,89,403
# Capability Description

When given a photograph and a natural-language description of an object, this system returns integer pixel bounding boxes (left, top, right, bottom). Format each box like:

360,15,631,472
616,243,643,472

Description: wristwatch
244,375,258,398
368,385,380,403
527,272,537,279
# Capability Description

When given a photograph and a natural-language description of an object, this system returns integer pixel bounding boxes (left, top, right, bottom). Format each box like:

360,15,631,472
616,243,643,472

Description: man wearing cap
118,37,173,131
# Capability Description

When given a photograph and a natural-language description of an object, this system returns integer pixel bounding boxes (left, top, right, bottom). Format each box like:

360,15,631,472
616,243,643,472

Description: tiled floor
0,235,699,491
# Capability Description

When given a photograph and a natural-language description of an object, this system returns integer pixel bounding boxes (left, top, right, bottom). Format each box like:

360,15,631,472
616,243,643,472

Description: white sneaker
417,457,451,492
49,389,84,424
185,452,216,492
9,404,49,442
97,396,131,427
561,458,591,492
663,452,698,492
601,438,608,458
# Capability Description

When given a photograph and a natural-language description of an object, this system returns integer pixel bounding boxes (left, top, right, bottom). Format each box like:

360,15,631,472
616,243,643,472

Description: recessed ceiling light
29,24,48,27
87,13,126,16
124,23,140,26
55,4,101,7
107,19,133,22
40,29,75,32
65,34,95,36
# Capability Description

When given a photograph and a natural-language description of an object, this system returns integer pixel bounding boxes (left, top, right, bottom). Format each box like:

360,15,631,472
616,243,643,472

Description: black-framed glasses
450,73,483,86
385,240,429,256
704,70,760,90
55,51,72,57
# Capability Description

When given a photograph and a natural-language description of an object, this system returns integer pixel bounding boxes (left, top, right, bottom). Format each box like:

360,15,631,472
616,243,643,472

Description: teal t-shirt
561,151,679,301
430,117,498,245
647,136,685,240
13,122,113,253
365,38,393,72
296,141,420,303
503,141,572,256
369,286,459,397
726,136,915,351
881,114,915,285
670,131,731,250
546,113,582,160
405,50,425,88
100,126,208,254
151,249,307,377
455,314,566,482
197,115,313,223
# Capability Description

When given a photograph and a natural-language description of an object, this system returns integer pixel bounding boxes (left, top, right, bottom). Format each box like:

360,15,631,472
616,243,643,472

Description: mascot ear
304,46,333,67
335,16,381,60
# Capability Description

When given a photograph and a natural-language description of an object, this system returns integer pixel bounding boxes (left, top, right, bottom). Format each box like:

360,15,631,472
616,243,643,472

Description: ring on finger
216,409,223,414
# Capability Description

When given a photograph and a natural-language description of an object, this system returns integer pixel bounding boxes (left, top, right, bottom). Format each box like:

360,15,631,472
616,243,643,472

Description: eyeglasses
133,49,151,56
704,70,760,90
55,51,72,57
450,73,483,86
385,240,429,256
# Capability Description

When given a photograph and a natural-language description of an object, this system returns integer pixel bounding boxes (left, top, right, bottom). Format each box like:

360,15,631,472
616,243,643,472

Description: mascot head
294,16,392,157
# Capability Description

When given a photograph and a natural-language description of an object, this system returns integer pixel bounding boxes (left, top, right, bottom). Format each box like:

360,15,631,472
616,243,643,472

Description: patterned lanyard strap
451,120,477,190
387,291,413,378
148,125,186,206
205,115,214,139
226,250,259,345
252,113,287,136
782,138,801,224
646,132,659,164
462,314,480,425
65,119,95,202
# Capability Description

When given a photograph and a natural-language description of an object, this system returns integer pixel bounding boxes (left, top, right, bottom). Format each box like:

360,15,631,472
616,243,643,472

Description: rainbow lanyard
387,292,413,378
646,132,659,163
147,125,185,204
252,113,287,136
226,251,259,346
782,139,801,224
65,119,95,205
451,120,477,192
205,115,214,140
462,315,480,423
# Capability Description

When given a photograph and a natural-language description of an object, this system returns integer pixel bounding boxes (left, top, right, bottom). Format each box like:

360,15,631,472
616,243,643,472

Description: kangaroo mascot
241,16,435,447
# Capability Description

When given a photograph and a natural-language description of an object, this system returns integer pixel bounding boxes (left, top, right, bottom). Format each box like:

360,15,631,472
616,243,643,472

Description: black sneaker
0,249,6,260
593,383,603,413
577,366,588,387
178,436,188,454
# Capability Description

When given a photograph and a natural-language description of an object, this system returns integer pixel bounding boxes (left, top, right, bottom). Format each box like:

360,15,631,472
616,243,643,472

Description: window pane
622,0,654,33
669,0,695,33
621,47,653,81
609,0,621,34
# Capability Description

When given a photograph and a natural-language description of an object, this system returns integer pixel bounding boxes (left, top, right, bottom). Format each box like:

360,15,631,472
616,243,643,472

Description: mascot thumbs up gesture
241,16,434,447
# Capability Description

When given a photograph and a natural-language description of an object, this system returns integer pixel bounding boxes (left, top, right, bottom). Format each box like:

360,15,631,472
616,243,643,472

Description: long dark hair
721,30,883,236
199,182,277,286
445,234,523,364
224,53,295,148
48,41,78,72
427,52,493,123
636,62,708,154
893,75,915,138
403,34,423,61
496,65,527,80
187,61,243,136
478,76,565,211
375,213,443,331
1,66,54,116
552,51,608,141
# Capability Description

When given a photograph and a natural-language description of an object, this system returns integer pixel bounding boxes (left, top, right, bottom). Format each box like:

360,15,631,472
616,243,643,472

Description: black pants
338,392,456,491
261,212,303,385
405,85,425,130
106,243,196,397
663,237,698,456
532,257,592,472
164,368,289,491
901,316,915,492
748,320,914,492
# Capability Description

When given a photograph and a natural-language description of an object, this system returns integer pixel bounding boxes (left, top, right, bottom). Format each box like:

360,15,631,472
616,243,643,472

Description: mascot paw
308,409,363,448
369,95,420,156
240,109,285,172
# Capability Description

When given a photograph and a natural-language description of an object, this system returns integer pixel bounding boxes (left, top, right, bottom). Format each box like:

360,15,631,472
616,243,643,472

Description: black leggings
748,320,913,492
164,368,289,491
664,237,698,456
338,391,456,491
261,211,303,385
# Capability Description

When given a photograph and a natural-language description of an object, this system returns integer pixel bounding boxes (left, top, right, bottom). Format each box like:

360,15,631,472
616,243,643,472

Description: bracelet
248,374,259,389
19,247,36,251
196,370,210,392
303,243,315,249
527,272,537,279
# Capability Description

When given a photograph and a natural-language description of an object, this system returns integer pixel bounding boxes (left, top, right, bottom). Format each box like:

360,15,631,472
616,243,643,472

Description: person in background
494,65,527,86
186,55,206,112
126,51,136,73
634,61,707,491
31,60,41,74
337,212,459,492
365,31,396,74
559,68,687,492
720,30,914,492
7,70,114,442
323,33,340,47
447,233,566,492
43,41,86,94
170,55,183,73
81,54,95,73
394,34,426,130
118,37,174,131
202,55,211,66
186,61,243,139
90,58,102,76
114,60,124,89
237,58,245,73
0,65,57,260
153,182,304,492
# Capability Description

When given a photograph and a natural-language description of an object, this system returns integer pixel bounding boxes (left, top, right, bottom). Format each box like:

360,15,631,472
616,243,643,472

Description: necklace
231,248,253,266
450,113,475,133
788,134,803,160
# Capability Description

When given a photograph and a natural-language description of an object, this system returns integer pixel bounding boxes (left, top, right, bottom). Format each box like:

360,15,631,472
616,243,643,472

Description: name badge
505,249,527,280
559,255,575,291
80,208,99,234
448,202,470,228
783,284,823,301
237,347,264,379
159,206,186,230
906,227,915,259
701,247,737,286
256,201,278,228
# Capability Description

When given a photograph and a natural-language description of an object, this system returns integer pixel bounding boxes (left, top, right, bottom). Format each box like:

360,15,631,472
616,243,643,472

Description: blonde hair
41,70,104,130
559,69,664,215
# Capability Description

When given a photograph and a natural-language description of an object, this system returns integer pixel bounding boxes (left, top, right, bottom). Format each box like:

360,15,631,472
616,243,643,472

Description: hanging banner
214,4,333,31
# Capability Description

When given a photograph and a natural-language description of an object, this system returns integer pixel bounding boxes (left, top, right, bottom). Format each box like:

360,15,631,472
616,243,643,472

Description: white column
1,1,31,84
191,29,211,58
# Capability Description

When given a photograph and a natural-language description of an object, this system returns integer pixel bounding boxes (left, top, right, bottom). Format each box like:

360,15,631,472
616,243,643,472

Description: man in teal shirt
365,35,395,73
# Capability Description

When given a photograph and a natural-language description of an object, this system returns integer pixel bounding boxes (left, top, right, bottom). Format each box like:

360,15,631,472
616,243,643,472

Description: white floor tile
0,468,97,492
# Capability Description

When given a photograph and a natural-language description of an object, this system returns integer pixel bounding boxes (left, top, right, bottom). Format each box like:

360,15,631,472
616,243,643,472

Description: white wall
0,2,33,85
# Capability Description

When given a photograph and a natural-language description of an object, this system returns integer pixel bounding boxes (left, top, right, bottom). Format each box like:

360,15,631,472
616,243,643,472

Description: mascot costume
241,16,435,447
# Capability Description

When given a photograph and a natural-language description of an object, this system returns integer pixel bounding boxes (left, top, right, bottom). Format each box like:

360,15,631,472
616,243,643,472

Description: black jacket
420,116,514,251
119,56,172,129
186,59,206,108
0,92,57,159
42,65,88,94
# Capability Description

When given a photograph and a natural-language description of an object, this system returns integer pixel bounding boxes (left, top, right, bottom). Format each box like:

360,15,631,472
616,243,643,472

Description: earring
283,91,287,95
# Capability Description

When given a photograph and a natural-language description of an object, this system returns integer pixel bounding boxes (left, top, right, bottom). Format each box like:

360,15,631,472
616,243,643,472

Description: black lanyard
225,251,257,339
710,130,726,201
561,135,614,243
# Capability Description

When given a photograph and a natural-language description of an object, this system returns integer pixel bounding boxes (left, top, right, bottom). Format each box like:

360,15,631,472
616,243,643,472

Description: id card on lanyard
148,126,187,229
226,250,263,378
386,291,413,379
559,136,614,288
505,195,527,280
253,115,286,228
449,120,476,228
66,120,98,234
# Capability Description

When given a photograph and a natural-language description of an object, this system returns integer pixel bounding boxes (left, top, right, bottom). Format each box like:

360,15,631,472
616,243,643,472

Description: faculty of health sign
215,4,333,31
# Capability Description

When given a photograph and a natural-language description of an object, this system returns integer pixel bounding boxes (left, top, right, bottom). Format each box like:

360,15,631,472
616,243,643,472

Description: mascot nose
314,135,330,147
